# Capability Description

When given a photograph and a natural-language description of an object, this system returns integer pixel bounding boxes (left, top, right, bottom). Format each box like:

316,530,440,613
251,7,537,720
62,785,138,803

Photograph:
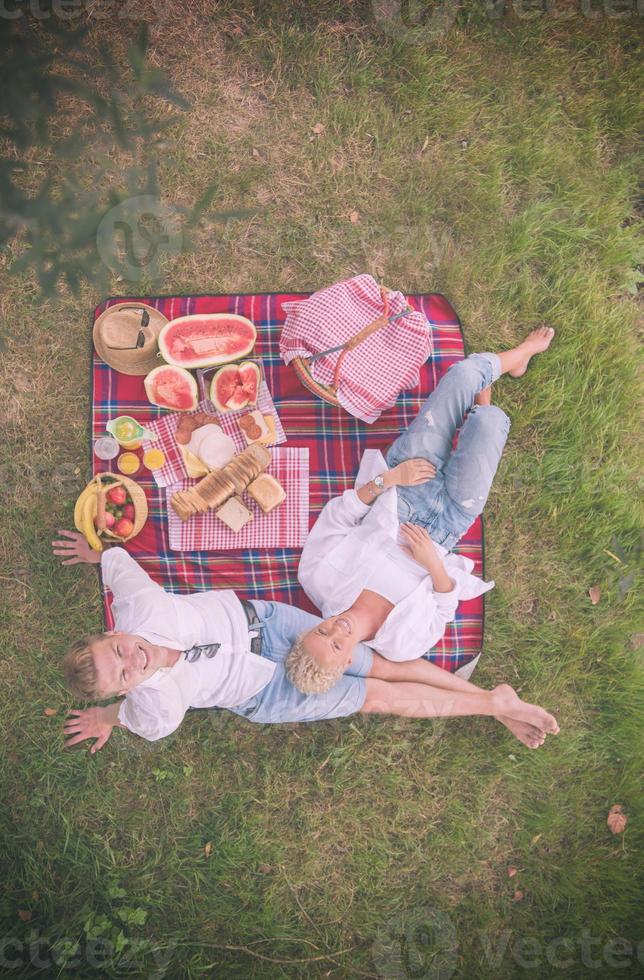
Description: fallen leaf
258,863,273,874
420,135,429,153
513,890,524,902
630,633,644,650
18,910,31,922
531,834,542,845
349,210,359,223
251,147,261,159
602,549,623,564
311,122,325,135
43,708,58,717
508,866,518,878
607,804,627,835
588,585,601,605
204,842,213,857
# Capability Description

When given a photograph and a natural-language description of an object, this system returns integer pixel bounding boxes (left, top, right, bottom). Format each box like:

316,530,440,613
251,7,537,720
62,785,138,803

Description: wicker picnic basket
97,472,148,542
290,284,412,407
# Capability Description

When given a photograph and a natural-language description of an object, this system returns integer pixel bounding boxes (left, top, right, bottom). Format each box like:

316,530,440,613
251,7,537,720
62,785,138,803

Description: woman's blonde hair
285,631,345,694
62,634,107,701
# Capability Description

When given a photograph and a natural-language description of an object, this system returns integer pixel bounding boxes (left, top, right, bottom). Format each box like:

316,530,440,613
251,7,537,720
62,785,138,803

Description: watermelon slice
144,365,198,411
238,361,261,406
210,360,262,412
159,314,256,369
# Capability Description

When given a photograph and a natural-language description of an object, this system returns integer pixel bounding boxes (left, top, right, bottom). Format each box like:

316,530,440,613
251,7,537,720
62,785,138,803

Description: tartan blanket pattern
165,447,309,552
92,290,484,672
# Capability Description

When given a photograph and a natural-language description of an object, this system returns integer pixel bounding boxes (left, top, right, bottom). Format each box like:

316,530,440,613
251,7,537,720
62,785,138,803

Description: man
53,530,558,751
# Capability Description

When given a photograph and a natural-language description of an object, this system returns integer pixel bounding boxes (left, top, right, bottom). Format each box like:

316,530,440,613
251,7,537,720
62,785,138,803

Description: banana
80,485,103,552
74,483,96,531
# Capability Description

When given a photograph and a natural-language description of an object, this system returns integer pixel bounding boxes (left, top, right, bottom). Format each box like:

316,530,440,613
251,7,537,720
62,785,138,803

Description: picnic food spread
170,442,272,522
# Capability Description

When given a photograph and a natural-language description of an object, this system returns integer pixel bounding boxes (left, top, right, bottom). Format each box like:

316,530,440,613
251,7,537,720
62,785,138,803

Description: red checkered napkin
166,447,309,551
279,273,432,423
142,383,286,488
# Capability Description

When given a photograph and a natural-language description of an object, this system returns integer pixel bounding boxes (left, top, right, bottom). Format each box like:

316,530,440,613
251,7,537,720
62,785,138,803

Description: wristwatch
368,474,386,498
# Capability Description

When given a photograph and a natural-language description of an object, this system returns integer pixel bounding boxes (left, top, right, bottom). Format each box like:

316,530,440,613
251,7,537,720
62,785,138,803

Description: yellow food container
117,452,141,475
143,448,166,470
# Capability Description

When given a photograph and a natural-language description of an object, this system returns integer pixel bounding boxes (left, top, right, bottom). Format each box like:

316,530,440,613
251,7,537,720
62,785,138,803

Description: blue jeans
227,600,373,723
386,353,509,551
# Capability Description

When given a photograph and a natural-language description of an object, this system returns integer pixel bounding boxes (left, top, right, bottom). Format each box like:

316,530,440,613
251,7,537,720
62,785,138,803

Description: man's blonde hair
62,634,108,701
285,631,346,694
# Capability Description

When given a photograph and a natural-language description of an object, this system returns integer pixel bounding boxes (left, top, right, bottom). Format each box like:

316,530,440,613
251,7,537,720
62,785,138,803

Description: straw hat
93,302,168,375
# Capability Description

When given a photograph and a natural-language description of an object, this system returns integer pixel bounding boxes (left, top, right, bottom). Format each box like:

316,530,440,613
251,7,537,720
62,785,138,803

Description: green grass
1,2,642,977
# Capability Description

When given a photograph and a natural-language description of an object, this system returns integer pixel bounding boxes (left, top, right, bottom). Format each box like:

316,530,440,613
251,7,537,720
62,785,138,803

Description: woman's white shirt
297,450,494,661
101,548,275,741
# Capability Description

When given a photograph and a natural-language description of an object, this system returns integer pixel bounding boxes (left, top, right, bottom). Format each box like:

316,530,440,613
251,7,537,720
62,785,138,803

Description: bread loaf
170,443,271,522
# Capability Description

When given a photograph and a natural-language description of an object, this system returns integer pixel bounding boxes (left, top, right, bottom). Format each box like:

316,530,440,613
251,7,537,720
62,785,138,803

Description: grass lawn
0,1,642,976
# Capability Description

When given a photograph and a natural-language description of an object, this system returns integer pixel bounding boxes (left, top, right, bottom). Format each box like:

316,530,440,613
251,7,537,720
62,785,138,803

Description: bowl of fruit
74,473,148,552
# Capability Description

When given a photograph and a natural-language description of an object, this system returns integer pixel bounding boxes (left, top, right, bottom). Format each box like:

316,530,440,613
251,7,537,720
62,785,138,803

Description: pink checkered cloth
279,273,432,424
165,447,309,551
141,384,286,488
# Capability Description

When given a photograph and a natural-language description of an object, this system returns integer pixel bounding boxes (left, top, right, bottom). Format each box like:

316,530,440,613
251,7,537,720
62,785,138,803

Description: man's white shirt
297,449,494,662
101,548,275,741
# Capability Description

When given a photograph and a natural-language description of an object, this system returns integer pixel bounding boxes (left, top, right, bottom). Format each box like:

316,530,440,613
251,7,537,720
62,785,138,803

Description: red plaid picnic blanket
91,290,485,673
280,274,432,423
165,447,309,551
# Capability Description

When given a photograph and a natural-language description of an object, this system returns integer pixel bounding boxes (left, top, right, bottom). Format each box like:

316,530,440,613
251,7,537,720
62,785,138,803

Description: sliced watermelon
144,365,198,411
238,361,261,406
211,364,243,412
159,314,257,369
226,386,250,411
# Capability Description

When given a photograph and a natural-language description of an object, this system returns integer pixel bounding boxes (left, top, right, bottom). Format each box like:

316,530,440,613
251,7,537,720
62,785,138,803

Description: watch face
374,475,385,489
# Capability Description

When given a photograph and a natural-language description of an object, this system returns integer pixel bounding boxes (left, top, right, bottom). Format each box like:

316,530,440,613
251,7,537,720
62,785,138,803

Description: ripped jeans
385,352,509,552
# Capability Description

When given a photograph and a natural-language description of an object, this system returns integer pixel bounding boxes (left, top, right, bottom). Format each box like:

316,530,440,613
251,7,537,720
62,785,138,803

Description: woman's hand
63,707,115,754
400,522,439,569
52,529,101,565
387,458,436,487
400,524,455,592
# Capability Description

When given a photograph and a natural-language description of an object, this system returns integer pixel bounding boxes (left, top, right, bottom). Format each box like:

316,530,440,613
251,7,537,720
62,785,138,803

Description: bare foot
508,325,555,378
492,684,559,734
497,715,547,749
474,385,492,407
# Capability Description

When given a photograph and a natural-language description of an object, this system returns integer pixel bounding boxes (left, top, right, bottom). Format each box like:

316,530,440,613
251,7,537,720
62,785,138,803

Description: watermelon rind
238,360,261,406
144,365,198,411
159,314,257,369
210,364,241,413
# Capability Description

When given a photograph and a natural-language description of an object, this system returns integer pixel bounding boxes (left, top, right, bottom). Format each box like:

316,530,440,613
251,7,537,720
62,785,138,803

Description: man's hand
387,458,436,487
52,529,101,565
63,707,115,754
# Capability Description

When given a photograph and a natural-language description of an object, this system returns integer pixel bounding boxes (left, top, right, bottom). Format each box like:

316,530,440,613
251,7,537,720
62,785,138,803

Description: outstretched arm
63,701,126,755
52,529,101,565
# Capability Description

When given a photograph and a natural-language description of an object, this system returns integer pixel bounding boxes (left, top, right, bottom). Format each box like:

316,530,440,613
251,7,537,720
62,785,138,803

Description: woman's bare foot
474,385,492,407
504,325,555,378
492,684,559,734
497,715,547,749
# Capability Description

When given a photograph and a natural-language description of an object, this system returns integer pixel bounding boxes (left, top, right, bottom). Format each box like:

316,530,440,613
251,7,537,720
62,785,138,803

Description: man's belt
240,598,264,655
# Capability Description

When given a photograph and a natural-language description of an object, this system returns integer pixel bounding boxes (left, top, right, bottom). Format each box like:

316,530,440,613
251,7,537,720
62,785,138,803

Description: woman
287,327,555,695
